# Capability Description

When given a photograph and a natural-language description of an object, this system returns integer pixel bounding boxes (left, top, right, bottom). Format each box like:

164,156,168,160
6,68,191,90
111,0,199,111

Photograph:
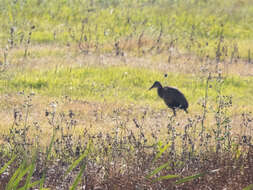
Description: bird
149,81,188,116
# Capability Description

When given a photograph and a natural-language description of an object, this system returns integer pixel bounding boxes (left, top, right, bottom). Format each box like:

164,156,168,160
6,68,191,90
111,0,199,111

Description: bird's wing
162,88,178,105
163,87,187,107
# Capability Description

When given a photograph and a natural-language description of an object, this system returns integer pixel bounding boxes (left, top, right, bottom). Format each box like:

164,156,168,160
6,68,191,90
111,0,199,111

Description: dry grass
0,88,249,147
2,44,253,76
0,92,253,189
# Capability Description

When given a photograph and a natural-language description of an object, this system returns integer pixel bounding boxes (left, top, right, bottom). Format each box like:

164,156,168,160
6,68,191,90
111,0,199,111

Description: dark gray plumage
149,81,188,116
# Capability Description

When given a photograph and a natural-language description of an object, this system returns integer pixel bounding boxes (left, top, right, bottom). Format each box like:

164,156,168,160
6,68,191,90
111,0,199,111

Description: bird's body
149,81,188,116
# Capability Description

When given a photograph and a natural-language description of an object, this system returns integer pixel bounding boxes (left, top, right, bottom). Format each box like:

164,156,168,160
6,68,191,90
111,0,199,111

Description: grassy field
1,0,253,56
1,0,253,189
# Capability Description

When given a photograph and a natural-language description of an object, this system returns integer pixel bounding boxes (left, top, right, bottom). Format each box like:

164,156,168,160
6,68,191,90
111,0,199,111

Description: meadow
0,0,253,189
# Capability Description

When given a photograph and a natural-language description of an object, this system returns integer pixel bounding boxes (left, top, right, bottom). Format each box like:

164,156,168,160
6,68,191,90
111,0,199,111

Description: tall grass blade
40,130,56,189
6,161,26,190
24,150,38,190
153,174,179,182
45,131,56,161
146,162,169,178
18,179,42,190
243,184,253,190
70,163,86,190
12,165,32,189
175,172,205,185
0,155,17,175
64,141,91,177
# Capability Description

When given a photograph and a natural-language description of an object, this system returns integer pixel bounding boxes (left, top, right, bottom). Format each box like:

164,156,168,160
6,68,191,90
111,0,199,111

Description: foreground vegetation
0,86,253,189
1,0,253,189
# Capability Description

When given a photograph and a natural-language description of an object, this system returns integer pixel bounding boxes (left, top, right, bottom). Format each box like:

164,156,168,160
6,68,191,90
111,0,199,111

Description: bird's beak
148,84,154,90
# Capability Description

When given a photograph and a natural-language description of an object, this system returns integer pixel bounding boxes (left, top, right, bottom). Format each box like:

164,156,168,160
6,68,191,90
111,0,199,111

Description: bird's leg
184,108,188,113
172,108,176,116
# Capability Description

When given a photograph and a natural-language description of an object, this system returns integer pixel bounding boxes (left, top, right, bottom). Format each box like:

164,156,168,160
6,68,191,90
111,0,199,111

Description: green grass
1,66,252,109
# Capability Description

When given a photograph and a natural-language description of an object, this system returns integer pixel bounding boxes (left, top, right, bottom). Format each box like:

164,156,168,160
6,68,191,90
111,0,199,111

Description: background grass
1,0,253,57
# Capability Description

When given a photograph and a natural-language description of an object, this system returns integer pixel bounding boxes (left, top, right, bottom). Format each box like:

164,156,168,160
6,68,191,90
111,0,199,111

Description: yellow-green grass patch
1,66,252,111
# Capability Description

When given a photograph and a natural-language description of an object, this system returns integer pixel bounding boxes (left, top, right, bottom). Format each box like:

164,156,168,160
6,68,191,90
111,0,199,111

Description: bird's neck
157,87,164,98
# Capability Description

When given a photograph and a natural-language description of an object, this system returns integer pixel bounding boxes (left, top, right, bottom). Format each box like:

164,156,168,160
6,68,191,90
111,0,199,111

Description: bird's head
149,81,162,90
